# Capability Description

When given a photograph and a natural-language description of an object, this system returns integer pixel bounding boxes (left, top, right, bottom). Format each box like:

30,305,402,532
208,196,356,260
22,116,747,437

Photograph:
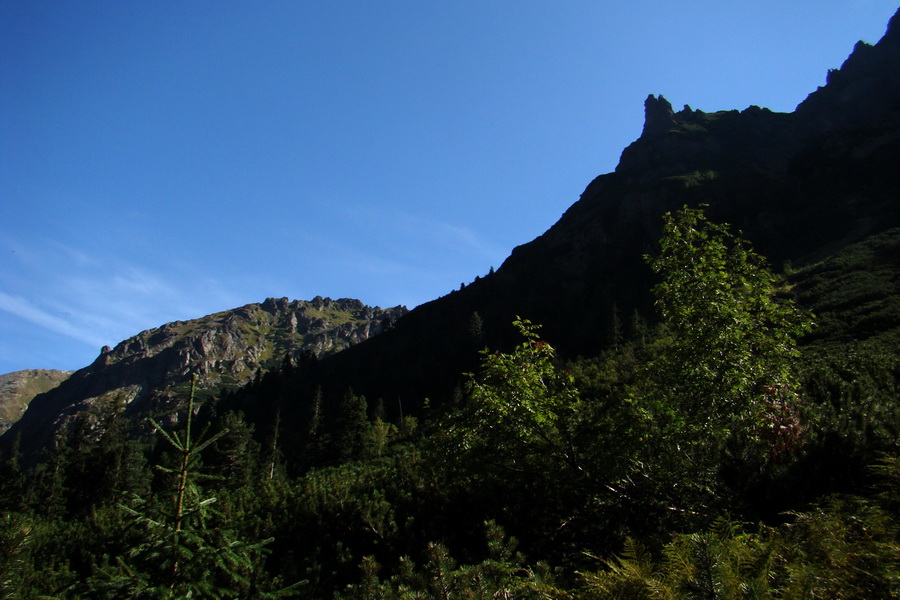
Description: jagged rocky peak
796,7,900,135
640,94,677,137
618,8,900,183
93,296,405,370
617,95,795,181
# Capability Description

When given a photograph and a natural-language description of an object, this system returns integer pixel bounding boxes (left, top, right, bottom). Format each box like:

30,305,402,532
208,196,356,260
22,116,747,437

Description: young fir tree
0,435,25,513
86,374,299,599
0,512,32,600
333,389,374,463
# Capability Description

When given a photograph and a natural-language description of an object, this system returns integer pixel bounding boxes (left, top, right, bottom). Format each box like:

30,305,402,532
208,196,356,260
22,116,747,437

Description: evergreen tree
86,374,296,598
0,436,25,513
333,389,373,463
629,309,649,348
0,512,32,600
208,411,260,488
27,443,69,518
608,303,623,351
467,311,485,349
264,406,284,481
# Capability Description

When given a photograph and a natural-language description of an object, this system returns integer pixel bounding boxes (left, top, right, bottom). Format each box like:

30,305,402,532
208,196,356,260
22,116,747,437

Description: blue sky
1,1,897,374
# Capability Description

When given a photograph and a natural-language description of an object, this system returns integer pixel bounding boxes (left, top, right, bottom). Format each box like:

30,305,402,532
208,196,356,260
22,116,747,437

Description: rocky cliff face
617,96,799,181
91,296,403,386
0,370,72,434
1,297,405,459
796,8,900,138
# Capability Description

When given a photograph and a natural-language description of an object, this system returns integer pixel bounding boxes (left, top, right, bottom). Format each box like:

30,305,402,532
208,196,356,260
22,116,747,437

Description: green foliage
5,211,900,599
775,496,900,598
340,521,566,600
590,206,816,522
580,494,900,599
774,343,900,506
872,453,900,516
286,439,426,594
0,437,25,513
0,512,32,600
581,521,777,600
438,206,819,550
791,228,900,348
644,205,813,434
456,317,582,470
207,411,261,488
84,374,293,599
333,390,375,463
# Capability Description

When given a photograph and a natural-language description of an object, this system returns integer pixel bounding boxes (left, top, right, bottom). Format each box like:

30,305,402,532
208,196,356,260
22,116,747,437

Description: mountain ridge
297,7,900,416
1,296,405,459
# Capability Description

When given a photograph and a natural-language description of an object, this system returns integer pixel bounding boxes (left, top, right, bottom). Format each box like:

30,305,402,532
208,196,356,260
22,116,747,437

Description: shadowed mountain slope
302,8,900,417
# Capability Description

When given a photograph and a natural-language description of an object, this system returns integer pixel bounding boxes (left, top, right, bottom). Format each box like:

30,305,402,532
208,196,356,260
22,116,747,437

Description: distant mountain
0,369,72,434
1,297,405,459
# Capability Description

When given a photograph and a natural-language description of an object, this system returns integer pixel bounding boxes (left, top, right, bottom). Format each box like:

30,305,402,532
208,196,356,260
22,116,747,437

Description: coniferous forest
4,8,900,598
2,205,900,599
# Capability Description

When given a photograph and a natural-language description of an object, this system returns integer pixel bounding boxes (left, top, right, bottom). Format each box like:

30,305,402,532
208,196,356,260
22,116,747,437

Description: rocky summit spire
641,94,676,137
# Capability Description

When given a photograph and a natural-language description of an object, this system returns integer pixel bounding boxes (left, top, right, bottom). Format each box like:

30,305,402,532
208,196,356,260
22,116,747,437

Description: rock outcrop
617,11,900,186
618,96,798,181
796,8,900,137
1,297,406,460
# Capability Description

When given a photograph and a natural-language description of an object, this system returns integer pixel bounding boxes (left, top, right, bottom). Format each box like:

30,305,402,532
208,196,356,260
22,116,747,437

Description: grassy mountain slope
0,370,72,434
793,227,900,349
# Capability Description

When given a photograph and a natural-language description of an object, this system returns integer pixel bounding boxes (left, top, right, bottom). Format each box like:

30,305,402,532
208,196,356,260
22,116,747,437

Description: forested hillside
2,9,900,600
2,206,899,598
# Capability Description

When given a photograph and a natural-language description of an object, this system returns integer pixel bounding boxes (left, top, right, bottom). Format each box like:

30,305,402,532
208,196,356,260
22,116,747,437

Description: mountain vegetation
2,8,900,599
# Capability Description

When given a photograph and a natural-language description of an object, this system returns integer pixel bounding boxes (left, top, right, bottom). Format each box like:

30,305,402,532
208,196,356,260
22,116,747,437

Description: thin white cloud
0,290,109,348
1,235,251,359
436,221,507,262
50,240,102,268
111,268,178,297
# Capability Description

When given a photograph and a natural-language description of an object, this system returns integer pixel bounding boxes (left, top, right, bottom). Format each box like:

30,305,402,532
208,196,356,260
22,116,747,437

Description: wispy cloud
433,221,507,263
0,236,248,367
0,291,109,348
